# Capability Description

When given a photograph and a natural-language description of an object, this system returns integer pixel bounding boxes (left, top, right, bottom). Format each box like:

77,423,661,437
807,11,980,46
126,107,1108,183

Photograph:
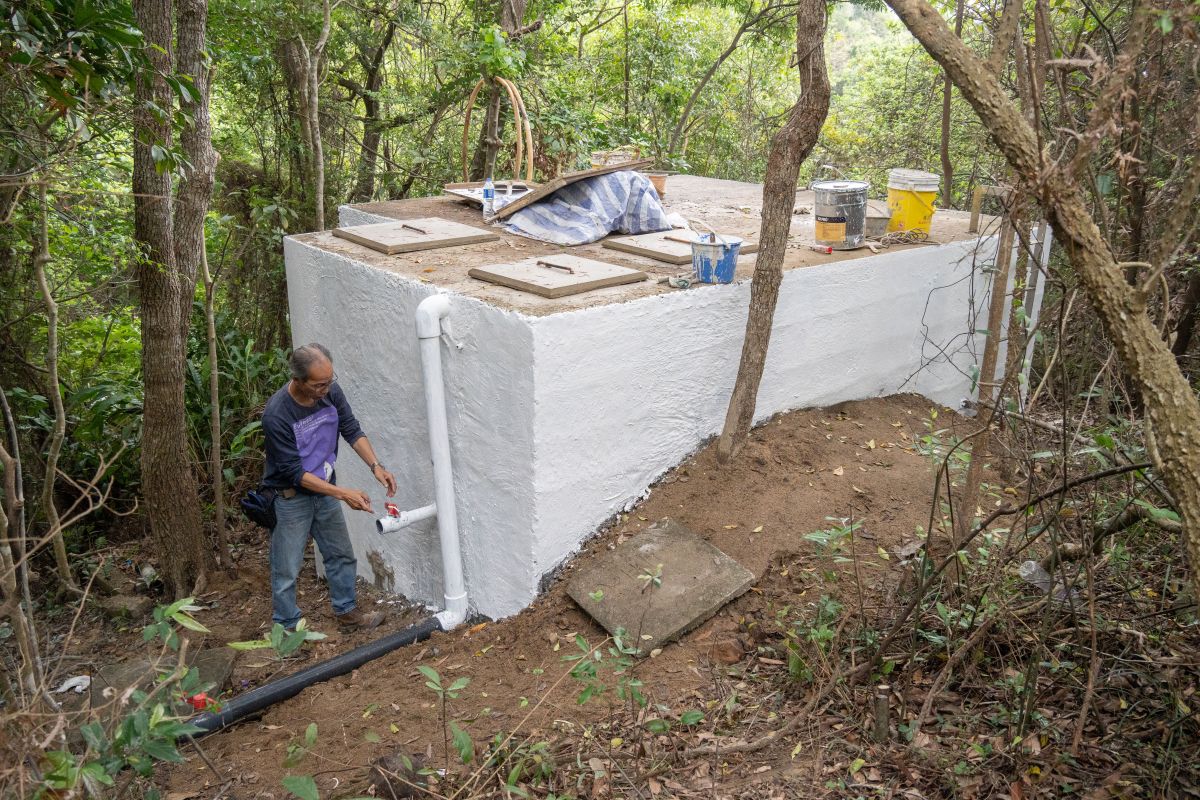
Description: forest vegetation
1,0,1199,795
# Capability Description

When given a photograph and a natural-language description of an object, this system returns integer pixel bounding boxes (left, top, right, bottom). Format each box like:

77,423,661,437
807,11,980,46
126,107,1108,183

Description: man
261,343,396,632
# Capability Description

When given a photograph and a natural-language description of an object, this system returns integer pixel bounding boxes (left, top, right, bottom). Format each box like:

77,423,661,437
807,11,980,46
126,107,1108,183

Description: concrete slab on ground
566,518,755,652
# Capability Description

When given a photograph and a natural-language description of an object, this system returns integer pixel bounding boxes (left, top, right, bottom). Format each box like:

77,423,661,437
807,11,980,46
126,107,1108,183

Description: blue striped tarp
502,171,671,245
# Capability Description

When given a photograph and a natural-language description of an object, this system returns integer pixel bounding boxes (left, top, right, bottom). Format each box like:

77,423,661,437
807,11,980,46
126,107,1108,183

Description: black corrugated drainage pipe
190,616,442,736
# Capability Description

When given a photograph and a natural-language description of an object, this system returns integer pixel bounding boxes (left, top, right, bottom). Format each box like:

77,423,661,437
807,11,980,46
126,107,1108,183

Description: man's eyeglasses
306,373,338,390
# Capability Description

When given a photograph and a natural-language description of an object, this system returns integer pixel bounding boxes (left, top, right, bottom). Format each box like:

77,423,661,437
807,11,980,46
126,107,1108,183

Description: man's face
299,358,335,401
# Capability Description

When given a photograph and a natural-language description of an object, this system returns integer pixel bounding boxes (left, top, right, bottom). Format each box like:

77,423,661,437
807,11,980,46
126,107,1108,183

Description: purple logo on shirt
293,406,339,479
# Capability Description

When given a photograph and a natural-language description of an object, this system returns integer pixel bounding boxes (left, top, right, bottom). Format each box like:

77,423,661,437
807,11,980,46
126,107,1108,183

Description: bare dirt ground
60,392,1193,798
146,393,953,798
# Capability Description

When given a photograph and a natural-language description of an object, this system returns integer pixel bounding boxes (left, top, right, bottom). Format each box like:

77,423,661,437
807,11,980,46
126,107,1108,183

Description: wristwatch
369,461,386,472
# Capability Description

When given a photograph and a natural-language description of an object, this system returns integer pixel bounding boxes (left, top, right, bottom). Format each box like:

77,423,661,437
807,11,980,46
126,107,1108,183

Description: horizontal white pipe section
376,503,437,533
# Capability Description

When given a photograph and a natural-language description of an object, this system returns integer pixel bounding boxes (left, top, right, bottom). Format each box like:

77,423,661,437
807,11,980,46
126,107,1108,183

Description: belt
281,488,297,498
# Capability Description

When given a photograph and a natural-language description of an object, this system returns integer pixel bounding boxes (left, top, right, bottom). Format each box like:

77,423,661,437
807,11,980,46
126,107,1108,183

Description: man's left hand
373,465,397,497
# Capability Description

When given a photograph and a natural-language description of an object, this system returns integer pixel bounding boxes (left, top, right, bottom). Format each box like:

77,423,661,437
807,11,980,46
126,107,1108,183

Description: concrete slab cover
469,255,647,298
603,229,760,265
331,217,498,254
566,518,755,651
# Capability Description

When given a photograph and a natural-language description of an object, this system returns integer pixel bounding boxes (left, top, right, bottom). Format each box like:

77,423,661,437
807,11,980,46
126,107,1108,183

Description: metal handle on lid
536,259,575,274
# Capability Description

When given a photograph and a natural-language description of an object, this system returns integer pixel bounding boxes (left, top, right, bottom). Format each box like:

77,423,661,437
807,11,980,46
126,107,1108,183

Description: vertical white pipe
415,294,468,629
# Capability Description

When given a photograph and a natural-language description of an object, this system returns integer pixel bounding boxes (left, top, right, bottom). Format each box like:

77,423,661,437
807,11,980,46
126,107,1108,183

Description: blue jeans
270,493,358,627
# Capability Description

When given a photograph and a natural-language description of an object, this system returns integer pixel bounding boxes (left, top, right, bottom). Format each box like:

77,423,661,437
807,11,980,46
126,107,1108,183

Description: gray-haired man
261,343,396,631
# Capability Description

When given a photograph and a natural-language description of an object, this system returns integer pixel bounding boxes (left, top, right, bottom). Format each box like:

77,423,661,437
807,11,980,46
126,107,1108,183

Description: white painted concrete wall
285,236,539,618
286,214,999,619
528,237,996,577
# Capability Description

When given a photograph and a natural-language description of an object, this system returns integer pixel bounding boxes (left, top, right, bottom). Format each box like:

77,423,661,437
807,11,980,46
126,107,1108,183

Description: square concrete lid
566,518,755,653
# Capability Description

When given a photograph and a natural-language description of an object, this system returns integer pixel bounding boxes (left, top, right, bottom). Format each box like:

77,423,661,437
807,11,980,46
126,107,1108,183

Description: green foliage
142,597,212,651
228,619,326,659
486,735,557,790
281,774,319,800
782,594,844,679
283,723,320,767
803,517,863,559
417,665,474,768
40,599,213,797
417,664,471,700
565,628,646,707
473,25,525,79
3,0,142,119
637,562,664,590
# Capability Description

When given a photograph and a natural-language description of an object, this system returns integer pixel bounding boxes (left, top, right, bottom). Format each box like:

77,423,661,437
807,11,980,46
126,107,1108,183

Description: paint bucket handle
687,218,728,248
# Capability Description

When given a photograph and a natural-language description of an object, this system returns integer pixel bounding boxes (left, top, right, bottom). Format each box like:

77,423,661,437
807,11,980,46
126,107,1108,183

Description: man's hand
372,465,397,497
340,488,374,513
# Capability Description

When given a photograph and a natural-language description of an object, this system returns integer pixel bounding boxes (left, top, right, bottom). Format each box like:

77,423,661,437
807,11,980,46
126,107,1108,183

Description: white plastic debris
54,675,91,694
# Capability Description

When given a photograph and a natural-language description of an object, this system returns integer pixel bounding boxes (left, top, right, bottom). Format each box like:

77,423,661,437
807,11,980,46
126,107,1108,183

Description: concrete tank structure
282,175,1037,619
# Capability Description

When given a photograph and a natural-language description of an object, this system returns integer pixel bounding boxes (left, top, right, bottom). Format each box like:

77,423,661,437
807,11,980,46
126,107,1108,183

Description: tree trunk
202,230,233,572
277,0,332,230
668,12,758,159
622,0,630,128
132,0,207,597
884,0,1200,596
470,0,528,180
0,437,42,698
716,0,831,463
348,20,397,202
939,0,964,208
33,187,79,593
954,208,1015,552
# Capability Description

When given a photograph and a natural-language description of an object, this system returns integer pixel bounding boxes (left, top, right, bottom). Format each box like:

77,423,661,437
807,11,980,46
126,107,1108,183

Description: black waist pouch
239,487,279,529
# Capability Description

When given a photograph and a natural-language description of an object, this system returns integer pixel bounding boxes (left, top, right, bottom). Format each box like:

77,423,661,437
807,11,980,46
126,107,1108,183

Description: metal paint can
690,233,744,283
812,180,869,250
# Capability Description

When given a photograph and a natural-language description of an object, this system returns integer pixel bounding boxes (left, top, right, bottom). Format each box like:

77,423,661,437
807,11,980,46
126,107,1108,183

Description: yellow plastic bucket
886,168,939,235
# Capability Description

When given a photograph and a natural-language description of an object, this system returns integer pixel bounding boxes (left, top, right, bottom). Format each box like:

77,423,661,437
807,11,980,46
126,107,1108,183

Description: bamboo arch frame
461,76,535,184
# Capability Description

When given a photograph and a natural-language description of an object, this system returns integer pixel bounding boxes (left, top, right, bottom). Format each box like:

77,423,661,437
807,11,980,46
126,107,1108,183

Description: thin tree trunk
885,0,1200,599
470,0,528,180
951,208,1016,585
33,187,79,594
622,0,630,128
307,16,328,231
202,240,233,572
133,0,207,597
0,437,42,698
348,20,397,202
668,12,759,159
0,386,35,647
939,0,964,208
1172,272,1200,365
716,0,830,463
279,0,332,230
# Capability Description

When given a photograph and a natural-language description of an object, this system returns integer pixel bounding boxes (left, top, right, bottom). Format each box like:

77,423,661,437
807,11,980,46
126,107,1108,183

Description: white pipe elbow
435,592,468,630
415,294,451,339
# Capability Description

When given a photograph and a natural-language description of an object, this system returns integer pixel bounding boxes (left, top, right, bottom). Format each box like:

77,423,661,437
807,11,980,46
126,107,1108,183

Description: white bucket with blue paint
690,233,743,284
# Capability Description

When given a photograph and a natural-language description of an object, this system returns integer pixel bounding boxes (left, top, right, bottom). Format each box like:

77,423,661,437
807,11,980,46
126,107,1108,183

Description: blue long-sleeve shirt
261,382,365,492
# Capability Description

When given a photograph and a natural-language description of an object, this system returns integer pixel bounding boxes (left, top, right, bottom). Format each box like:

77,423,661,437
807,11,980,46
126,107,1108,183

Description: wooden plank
602,229,759,265
468,255,647,299
488,158,655,221
331,217,498,255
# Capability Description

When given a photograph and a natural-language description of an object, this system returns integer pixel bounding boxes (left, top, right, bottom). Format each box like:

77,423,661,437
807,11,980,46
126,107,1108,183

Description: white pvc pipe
376,503,437,533
374,293,468,629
